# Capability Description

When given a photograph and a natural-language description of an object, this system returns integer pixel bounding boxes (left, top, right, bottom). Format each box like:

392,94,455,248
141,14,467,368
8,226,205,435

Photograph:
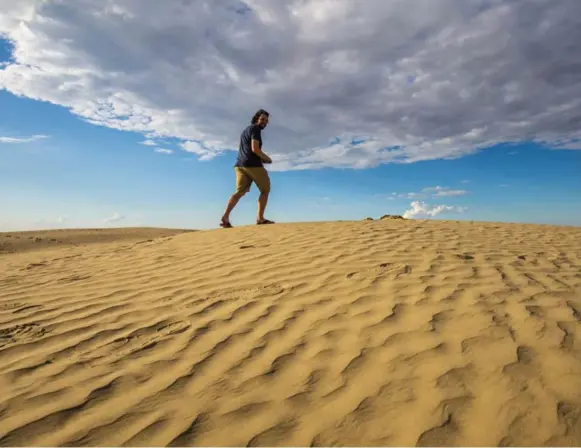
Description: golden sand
1,219,580,446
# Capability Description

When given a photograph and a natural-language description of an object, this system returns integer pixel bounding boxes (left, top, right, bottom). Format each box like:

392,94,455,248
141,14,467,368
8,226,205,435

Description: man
220,109,275,228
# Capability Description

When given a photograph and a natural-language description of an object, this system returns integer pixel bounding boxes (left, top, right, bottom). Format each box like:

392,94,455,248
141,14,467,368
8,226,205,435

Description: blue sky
1,2,580,230
2,87,580,230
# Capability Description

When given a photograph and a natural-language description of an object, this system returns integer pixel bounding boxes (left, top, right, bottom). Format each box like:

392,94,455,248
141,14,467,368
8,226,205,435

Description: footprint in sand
0,302,28,312
81,320,191,365
24,262,48,270
58,274,92,283
346,263,411,280
219,283,286,299
181,283,286,312
0,323,48,348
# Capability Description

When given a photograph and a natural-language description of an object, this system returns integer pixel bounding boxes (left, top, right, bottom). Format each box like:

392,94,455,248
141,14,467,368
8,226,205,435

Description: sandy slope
1,219,581,446
0,227,194,255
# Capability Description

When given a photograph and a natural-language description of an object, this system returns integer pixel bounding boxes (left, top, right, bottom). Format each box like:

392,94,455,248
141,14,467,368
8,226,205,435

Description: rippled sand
1,220,581,446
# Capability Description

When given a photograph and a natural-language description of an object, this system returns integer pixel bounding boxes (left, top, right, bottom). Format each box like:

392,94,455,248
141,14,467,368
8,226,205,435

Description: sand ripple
1,220,581,446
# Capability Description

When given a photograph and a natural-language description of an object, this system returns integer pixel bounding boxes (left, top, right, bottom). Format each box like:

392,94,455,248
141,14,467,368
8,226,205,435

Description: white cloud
154,148,173,155
542,138,581,150
140,139,157,146
392,186,468,200
1,1,580,170
422,186,468,197
33,215,68,228
403,201,467,219
0,134,48,144
180,141,222,161
104,212,125,224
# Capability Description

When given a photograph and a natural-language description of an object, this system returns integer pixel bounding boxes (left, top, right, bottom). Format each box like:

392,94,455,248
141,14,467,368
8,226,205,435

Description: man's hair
251,109,269,124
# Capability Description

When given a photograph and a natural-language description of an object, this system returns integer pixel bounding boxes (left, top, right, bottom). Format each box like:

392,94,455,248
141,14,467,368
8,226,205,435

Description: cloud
422,186,468,197
154,148,173,155
104,212,125,224
0,134,48,143
139,139,157,146
391,186,468,200
34,215,68,228
403,201,467,219
180,141,222,161
1,1,580,170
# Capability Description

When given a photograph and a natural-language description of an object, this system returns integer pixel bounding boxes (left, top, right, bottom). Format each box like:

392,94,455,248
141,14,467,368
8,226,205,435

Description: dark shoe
256,219,275,225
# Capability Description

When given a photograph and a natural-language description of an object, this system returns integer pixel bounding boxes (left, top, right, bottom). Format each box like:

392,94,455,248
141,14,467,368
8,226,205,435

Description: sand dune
0,227,194,255
1,219,581,446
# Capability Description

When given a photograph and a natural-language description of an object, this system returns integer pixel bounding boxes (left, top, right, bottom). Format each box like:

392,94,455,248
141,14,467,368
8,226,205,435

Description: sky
1,0,580,231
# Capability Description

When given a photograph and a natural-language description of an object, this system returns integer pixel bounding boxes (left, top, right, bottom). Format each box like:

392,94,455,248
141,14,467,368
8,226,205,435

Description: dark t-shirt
235,124,263,167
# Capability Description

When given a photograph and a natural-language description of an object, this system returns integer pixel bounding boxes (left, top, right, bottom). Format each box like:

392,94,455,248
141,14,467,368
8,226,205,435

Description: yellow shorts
235,166,271,194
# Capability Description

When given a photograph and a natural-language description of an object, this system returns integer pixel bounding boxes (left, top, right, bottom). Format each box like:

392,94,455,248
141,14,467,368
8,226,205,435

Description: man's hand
252,139,271,163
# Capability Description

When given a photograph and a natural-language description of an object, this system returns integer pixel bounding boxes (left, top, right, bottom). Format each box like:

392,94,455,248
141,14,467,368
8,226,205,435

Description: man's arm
250,126,272,163
251,139,271,162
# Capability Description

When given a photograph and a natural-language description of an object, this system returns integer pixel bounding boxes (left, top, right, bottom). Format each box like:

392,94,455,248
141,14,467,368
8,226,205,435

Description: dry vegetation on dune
1,219,581,446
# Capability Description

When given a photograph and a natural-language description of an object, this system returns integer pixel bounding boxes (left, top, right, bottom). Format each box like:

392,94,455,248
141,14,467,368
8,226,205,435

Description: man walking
220,109,275,228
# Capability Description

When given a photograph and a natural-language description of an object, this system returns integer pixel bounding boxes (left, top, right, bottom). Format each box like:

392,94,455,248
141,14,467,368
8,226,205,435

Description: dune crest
1,219,581,446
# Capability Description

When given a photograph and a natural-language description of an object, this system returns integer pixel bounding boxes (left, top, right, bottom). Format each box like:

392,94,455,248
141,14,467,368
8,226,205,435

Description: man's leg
248,167,273,224
221,168,250,225
222,192,244,224
257,191,269,222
